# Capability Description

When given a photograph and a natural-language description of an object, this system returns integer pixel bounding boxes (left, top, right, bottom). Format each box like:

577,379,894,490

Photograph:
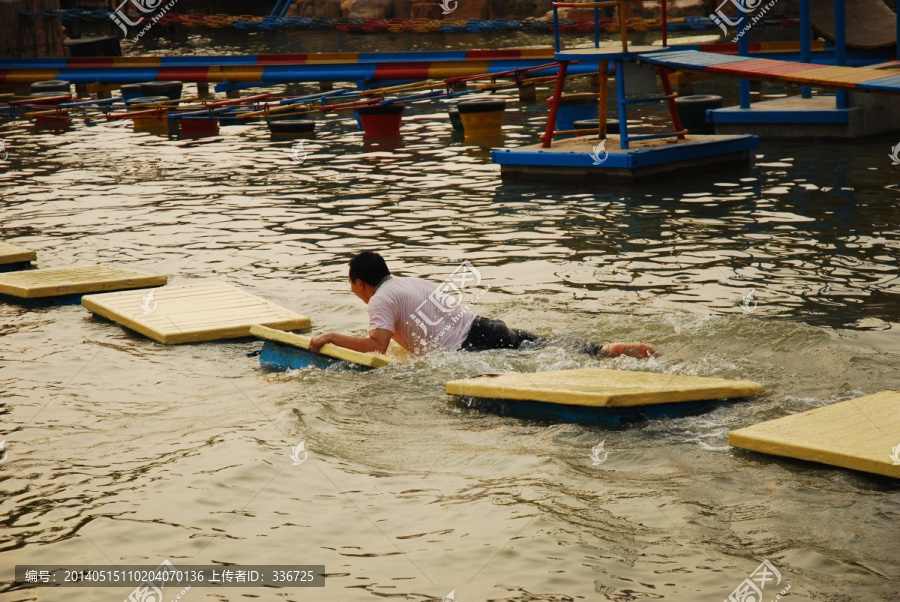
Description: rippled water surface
1,29,900,602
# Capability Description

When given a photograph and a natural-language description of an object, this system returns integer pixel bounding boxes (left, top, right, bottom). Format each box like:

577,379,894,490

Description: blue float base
0,261,32,273
493,134,758,182
710,94,900,139
0,292,83,306
456,396,731,427
258,340,371,372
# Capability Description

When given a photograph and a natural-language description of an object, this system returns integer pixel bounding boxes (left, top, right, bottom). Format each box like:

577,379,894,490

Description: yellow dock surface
81,281,311,344
729,391,900,479
0,264,166,298
0,241,37,265
250,325,393,368
445,368,764,407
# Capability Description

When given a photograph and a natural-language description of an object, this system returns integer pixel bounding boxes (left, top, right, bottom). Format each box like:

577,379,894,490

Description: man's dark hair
349,251,390,287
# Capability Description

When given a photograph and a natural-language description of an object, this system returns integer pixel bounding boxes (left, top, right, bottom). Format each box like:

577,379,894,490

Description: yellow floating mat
446,368,764,408
250,324,393,368
0,264,166,298
729,391,900,479
0,241,37,265
82,281,311,344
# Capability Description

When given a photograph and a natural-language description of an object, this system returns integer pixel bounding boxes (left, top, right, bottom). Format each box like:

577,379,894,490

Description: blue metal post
835,0,848,108
800,0,811,98
615,59,629,149
594,7,600,48
554,6,561,52
738,14,750,109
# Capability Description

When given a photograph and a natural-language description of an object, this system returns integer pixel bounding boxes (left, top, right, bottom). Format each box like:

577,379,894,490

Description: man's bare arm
309,329,393,355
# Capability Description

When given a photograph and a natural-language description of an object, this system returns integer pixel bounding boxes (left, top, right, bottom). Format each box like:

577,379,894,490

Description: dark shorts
460,316,607,356
460,316,544,352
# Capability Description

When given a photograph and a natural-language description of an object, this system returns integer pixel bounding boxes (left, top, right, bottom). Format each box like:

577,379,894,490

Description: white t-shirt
368,277,477,353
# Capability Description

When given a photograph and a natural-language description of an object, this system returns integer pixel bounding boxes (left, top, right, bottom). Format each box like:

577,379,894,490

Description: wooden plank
786,66,884,85
0,241,37,265
81,281,311,344
446,368,764,408
729,391,900,479
250,324,392,368
0,264,166,298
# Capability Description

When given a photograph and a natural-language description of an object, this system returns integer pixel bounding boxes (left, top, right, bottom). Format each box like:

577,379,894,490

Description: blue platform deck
493,134,759,182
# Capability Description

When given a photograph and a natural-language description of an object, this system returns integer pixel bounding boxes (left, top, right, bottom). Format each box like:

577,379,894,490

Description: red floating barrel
355,102,405,136
180,117,220,137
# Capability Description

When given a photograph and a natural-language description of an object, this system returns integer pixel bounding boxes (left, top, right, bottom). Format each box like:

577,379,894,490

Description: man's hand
308,333,335,354
308,330,393,355
606,342,657,359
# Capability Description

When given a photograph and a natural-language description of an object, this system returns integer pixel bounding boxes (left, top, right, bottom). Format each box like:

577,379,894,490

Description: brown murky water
1,28,899,602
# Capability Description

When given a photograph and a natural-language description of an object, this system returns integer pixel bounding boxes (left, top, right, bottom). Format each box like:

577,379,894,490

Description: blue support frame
738,14,751,109
614,58,630,148
834,0,848,109
800,0,812,98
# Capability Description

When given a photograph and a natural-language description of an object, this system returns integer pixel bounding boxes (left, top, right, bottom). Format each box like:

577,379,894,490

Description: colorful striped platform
0,264,165,299
637,50,900,94
250,324,392,369
729,391,900,479
81,281,311,344
446,368,764,408
0,241,37,271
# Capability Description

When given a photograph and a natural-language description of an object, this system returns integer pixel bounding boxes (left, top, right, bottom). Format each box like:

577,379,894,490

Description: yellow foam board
729,391,900,479
0,264,166,298
0,241,37,265
250,325,393,368
82,281,311,344
446,368,764,408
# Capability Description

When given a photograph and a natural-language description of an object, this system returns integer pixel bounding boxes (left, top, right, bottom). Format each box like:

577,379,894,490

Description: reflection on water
1,30,900,602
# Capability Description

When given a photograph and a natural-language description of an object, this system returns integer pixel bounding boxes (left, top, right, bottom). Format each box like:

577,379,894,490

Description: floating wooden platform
0,264,166,299
81,281,311,344
250,324,392,370
446,368,764,407
729,391,900,479
0,241,36,266
493,134,759,182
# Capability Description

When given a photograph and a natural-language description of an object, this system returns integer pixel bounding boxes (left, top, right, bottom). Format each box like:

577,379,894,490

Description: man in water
309,251,656,359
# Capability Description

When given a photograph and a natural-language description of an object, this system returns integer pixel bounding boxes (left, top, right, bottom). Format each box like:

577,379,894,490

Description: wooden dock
81,281,311,344
729,391,900,479
446,368,764,408
0,264,166,298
